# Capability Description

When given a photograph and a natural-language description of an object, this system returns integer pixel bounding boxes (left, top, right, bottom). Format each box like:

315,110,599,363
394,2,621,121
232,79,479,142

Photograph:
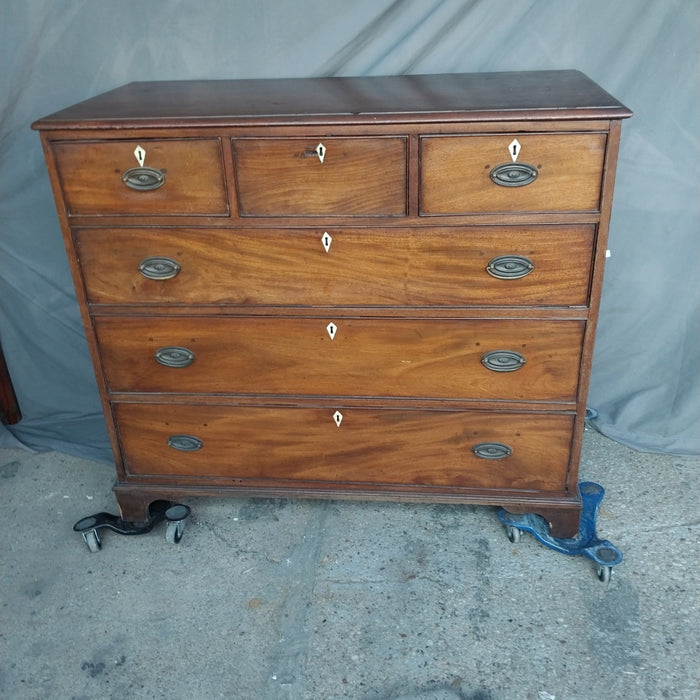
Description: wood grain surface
421,133,606,214
53,138,229,216
95,315,584,401
115,402,573,491
76,225,594,307
233,137,406,216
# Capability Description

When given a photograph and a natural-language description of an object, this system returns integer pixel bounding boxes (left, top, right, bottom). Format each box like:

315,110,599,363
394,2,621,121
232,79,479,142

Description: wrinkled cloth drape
1,0,698,459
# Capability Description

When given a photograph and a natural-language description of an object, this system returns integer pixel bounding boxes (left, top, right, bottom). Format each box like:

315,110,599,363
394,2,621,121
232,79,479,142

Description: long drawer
420,133,606,214
114,402,574,491
95,316,584,401
76,225,595,307
52,138,229,216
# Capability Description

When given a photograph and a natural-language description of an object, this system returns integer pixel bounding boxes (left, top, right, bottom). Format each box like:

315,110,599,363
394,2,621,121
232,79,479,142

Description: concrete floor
1,428,698,700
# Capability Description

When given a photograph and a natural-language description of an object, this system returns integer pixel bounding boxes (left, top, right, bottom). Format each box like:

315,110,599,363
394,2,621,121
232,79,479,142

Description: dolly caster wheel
165,520,185,544
73,502,192,550
82,528,102,553
505,525,521,543
498,483,623,582
597,565,612,583
164,504,190,544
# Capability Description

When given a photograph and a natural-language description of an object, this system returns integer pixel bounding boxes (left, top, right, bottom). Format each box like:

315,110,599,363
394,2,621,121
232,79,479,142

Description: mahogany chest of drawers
33,71,631,537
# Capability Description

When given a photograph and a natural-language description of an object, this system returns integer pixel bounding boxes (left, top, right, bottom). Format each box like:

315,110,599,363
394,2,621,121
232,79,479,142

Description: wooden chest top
33,70,631,129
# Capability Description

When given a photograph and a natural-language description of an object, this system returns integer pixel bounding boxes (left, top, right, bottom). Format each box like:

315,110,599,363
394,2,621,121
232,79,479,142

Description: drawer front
95,316,584,401
115,403,573,491
420,133,606,214
233,137,407,216
52,139,229,216
76,225,594,307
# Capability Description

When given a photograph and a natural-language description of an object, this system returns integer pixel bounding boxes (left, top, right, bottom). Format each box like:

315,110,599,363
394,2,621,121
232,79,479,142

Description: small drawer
95,316,584,402
420,133,606,214
233,137,407,216
75,225,594,307
115,402,573,491
52,139,229,216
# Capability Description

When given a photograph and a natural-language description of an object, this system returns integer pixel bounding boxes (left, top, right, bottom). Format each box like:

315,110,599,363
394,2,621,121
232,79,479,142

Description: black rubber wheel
506,525,521,543
597,565,612,583
165,520,185,544
83,529,102,553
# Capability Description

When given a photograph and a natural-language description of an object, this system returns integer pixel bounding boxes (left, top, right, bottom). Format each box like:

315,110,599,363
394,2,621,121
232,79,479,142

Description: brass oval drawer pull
486,254,534,280
122,166,165,191
167,435,203,452
139,256,181,280
154,346,195,368
489,162,538,187
481,349,526,372
472,442,513,460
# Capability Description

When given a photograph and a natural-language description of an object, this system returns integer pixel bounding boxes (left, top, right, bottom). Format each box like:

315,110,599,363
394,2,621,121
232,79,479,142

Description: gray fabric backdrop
1,0,698,460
